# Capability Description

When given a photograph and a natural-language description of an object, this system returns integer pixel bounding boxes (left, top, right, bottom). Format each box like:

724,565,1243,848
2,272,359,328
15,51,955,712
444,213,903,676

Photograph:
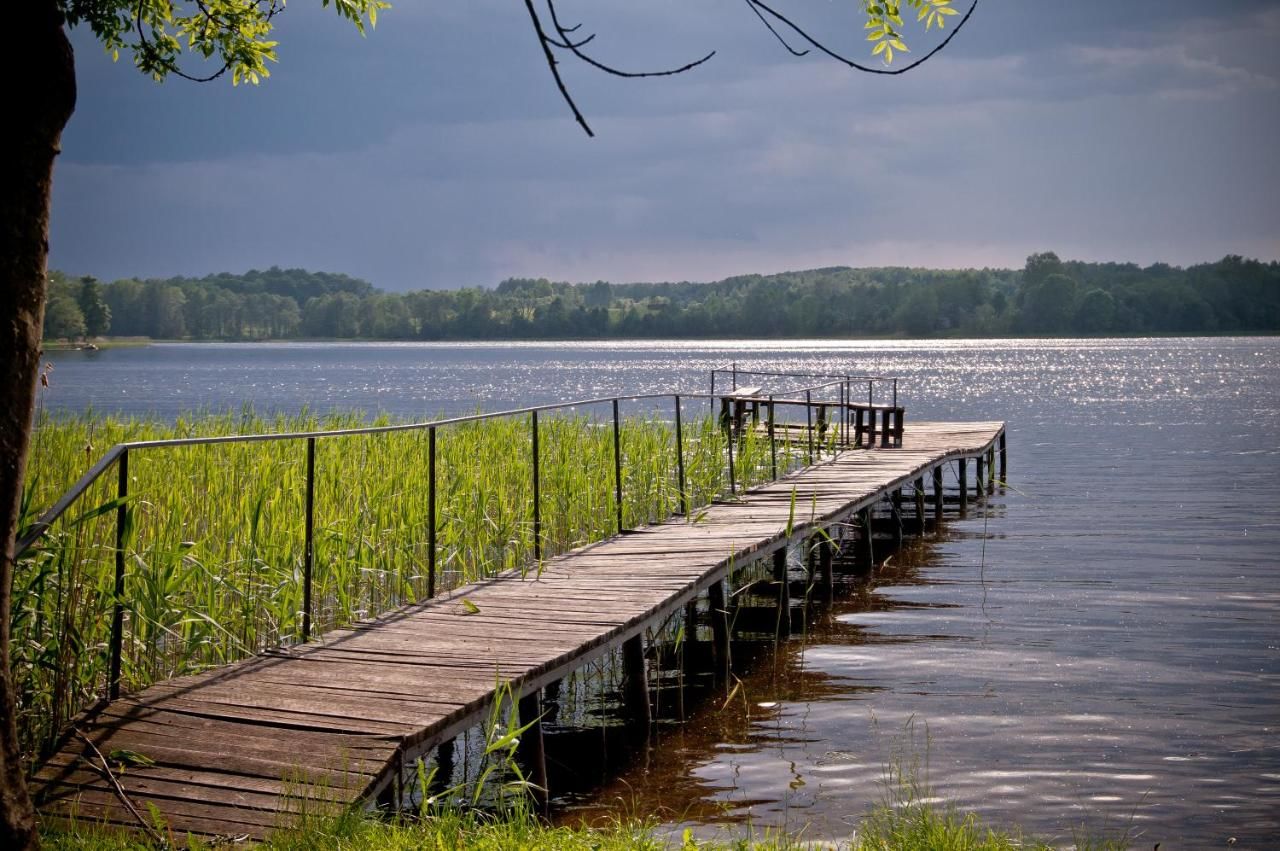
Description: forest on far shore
43,252,1279,342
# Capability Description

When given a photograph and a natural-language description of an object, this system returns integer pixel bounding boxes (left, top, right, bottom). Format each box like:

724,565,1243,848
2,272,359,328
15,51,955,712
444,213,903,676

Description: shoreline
41,329,1280,349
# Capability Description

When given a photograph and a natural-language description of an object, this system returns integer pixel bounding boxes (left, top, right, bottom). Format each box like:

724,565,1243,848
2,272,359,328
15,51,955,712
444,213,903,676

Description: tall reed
15,405,810,766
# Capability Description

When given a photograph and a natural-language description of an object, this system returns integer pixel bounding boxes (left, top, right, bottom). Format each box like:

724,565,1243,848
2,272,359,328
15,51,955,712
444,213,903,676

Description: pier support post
376,757,402,810
817,534,833,603
932,466,943,524
959,459,969,512
976,454,985,499
891,490,904,549
517,691,549,810
681,599,698,717
707,581,731,679
431,739,455,798
682,599,698,671
988,446,997,494
914,477,926,534
999,431,1007,483
542,679,562,725
621,634,651,732
773,548,790,634
858,507,875,569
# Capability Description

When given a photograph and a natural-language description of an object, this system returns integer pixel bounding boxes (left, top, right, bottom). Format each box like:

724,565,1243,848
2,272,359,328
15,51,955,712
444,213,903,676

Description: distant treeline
44,253,1280,341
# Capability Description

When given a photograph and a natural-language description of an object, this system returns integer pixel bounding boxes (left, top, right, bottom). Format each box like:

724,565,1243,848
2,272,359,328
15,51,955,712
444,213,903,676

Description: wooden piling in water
621,634,651,733
933,466,944,523
817,534,833,602
959,458,969,511
432,739,455,797
858,506,875,568
708,581,730,679
914,477,926,534
976,454,986,498
891,490,904,548
517,690,549,810
376,757,402,810
999,431,1007,481
988,445,997,493
542,679,562,724
682,599,698,665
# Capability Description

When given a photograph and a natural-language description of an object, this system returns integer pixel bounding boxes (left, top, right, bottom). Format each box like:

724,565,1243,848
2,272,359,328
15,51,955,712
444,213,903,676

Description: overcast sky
50,0,1280,291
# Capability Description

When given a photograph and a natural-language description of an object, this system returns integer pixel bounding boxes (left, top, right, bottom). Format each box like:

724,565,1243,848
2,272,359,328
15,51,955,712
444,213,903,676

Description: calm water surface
42,339,1280,847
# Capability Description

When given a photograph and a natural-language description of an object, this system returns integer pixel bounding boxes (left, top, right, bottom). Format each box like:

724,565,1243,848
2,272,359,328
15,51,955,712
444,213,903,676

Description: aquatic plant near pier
14,408,799,763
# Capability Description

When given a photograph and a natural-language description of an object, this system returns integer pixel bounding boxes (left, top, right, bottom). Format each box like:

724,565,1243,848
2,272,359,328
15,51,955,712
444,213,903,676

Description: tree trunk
1,3,76,848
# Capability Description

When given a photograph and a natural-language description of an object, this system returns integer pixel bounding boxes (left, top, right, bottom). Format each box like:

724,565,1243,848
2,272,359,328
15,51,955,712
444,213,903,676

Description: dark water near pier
42,338,1280,847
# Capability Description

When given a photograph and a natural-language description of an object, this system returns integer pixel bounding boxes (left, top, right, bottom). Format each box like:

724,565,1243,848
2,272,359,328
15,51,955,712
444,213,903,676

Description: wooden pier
33,420,1005,840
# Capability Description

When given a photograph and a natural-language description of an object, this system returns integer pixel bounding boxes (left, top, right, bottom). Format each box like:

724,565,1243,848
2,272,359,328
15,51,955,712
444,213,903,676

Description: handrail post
843,379,850,447
612,398,624,534
709,370,716,416
302,436,315,642
893,379,898,410
427,425,437,599
532,411,542,562
108,449,129,701
838,382,845,451
674,395,687,516
768,395,777,480
726,418,736,497
731,361,737,390
805,390,814,466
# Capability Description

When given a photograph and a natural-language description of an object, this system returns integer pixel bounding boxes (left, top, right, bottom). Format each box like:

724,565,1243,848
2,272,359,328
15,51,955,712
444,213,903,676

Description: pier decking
33,419,1005,840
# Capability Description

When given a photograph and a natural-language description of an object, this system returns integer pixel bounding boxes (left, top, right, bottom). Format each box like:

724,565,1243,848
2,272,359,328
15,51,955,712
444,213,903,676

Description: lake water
40,338,1280,847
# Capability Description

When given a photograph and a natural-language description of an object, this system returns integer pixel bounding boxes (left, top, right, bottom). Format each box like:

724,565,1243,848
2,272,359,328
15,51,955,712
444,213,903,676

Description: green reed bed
16,406,811,765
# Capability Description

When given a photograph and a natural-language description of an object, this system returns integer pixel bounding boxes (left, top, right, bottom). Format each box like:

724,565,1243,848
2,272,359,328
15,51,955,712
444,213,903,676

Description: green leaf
108,749,155,768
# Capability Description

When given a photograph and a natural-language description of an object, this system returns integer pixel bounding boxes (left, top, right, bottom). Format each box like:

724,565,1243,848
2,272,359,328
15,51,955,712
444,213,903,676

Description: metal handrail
20,391,694,554
711,366,900,413
711,367,895,382
20,379,854,700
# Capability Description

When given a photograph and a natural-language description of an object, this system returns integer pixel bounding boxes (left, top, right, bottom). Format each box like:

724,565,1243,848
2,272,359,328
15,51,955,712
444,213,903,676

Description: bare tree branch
525,0,717,136
747,0,979,76
527,0,979,136
545,1,716,80
523,0,595,136
742,0,809,58
72,728,166,845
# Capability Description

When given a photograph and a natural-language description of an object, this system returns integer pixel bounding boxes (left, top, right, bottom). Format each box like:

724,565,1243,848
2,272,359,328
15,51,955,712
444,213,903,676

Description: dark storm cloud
50,1,1280,288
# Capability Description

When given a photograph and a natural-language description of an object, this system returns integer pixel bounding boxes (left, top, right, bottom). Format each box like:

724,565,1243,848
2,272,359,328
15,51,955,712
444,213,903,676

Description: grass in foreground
42,798,1132,851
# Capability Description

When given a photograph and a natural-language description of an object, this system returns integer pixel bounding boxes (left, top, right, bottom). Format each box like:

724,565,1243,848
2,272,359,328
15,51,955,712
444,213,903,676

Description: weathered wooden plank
40,787,289,835
80,716,391,768
37,763,350,812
